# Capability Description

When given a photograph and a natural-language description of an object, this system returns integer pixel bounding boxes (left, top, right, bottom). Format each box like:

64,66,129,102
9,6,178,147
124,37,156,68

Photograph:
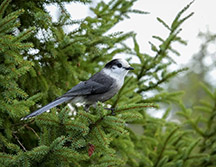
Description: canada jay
21,59,134,120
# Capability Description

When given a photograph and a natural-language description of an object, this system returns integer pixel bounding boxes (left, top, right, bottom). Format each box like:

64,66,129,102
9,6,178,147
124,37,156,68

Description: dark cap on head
104,59,134,70
105,59,120,69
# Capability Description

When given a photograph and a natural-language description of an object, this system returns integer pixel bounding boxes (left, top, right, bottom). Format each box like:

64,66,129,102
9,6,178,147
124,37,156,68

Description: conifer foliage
0,0,215,167
0,0,40,160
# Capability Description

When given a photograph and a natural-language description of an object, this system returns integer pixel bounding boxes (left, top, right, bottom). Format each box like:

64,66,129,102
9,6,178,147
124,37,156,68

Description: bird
21,59,134,120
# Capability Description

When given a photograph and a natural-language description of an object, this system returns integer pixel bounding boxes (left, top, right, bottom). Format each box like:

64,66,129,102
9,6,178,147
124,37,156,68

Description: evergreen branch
200,82,215,99
0,9,24,30
137,1,193,81
153,35,164,43
188,120,204,137
199,98,216,154
13,27,35,43
207,102,216,131
162,107,171,119
169,47,180,56
56,154,68,162
137,28,179,80
153,127,179,167
90,130,100,144
115,105,158,113
182,138,201,164
0,133,21,152
138,68,188,93
0,154,13,159
185,154,209,160
65,122,89,134
104,117,124,124
87,104,157,147
171,0,194,32
55,148,79,157
178,103,206,137
79,111,95,123
96,125,107,145
0,0,11,19
108,126,124,134
157,17,170,31
128,9,149,15
36,117,59,125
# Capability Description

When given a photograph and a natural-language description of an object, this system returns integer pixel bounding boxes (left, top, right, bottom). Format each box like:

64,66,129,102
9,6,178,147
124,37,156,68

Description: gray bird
21,59,134,120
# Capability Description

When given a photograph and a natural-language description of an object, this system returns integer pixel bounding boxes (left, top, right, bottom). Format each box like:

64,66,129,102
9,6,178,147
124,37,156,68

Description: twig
13,133,27,152
25,125,40,139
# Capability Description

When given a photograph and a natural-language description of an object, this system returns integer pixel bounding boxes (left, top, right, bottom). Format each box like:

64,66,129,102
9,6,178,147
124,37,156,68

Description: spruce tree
1,0,215,167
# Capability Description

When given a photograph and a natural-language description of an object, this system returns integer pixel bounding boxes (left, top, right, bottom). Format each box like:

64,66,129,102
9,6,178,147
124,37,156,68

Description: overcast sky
47,0,216,66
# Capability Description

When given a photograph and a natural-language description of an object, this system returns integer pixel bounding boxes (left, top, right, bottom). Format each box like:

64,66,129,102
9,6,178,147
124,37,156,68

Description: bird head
104,59,134,78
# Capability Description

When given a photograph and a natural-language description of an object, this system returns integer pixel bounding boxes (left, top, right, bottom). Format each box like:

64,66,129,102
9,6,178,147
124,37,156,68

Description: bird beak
125,66,134,70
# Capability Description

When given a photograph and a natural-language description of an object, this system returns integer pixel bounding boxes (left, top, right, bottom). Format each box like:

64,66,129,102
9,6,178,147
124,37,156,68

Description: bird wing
61,79,113,98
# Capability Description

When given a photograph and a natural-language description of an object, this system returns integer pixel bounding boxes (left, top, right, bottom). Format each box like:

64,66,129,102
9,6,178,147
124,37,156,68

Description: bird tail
21,97,70,120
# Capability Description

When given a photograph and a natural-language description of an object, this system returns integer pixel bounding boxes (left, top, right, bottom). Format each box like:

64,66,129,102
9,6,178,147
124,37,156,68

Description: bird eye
117,63,122,68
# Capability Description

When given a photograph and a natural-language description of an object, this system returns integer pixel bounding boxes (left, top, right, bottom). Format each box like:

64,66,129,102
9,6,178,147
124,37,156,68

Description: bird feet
84,104,90,112
104,107,116,116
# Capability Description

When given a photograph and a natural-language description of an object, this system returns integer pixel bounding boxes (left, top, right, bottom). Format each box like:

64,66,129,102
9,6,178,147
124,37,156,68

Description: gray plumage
21,59,133,120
